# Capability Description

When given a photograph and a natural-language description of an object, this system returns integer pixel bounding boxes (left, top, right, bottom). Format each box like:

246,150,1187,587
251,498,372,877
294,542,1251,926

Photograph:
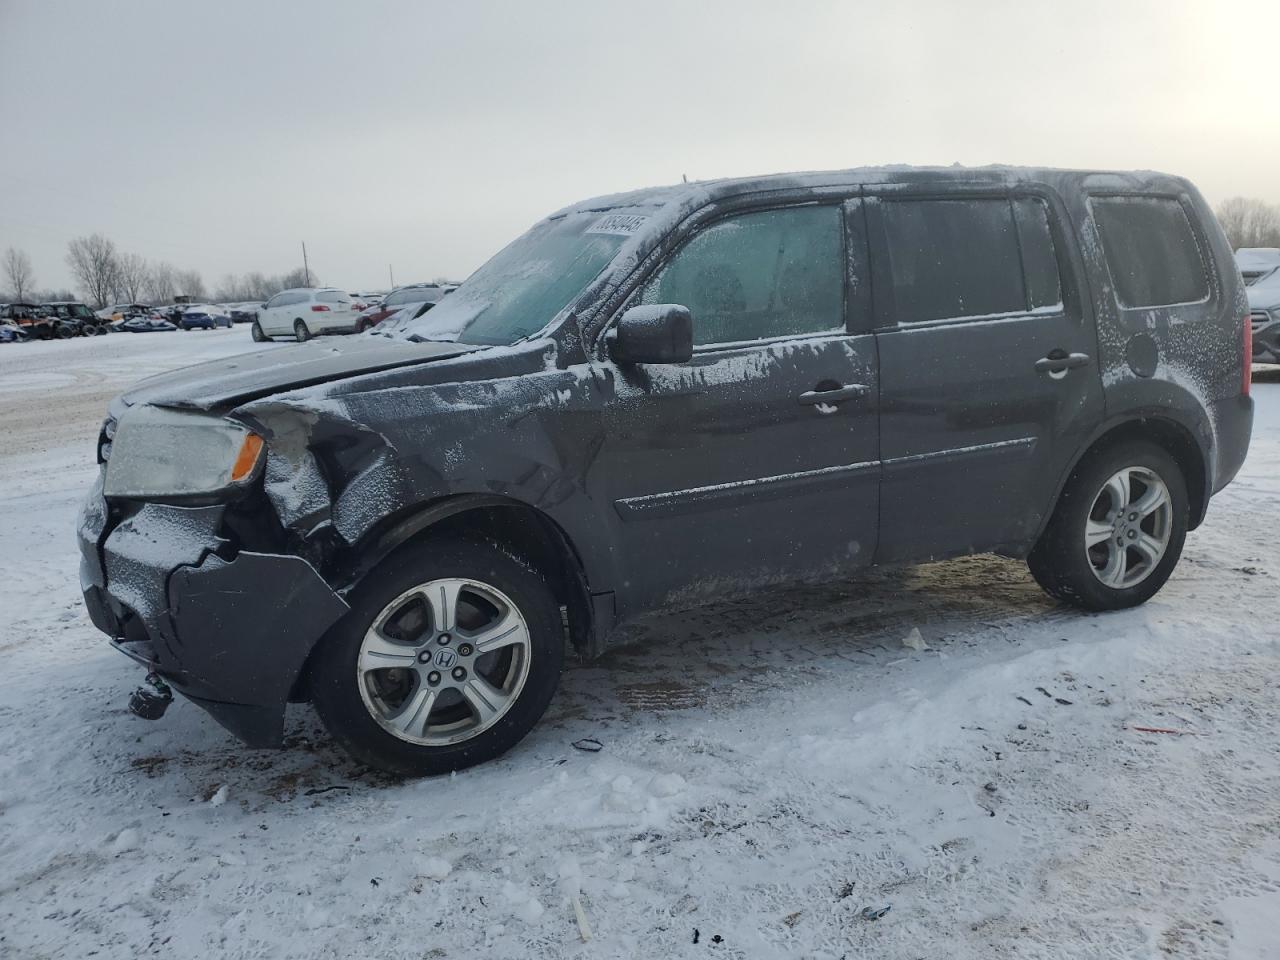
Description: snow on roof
548,164,1186,221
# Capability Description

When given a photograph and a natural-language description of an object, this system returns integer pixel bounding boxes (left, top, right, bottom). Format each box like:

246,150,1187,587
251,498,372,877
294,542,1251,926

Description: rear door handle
1034,351,1091,375
798,383,870,405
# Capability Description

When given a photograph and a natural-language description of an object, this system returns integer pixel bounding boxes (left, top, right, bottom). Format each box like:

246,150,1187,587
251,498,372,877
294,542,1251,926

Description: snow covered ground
0,330,1277,960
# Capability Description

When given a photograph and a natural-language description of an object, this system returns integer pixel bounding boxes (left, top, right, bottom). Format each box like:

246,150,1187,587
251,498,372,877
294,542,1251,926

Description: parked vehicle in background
0,318,29,343
178,304,233,330
1236,248,1280,285
97,303,152,322
43,301,108,336
252,287,361,342
227,302,262,324
76,166,1253,776
1247,265,1280,363
2,303,76,339
354,283,447,332
116,316,177,333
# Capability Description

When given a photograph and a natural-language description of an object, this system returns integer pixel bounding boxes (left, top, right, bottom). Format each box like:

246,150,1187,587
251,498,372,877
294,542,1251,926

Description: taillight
311,304,330,312
1243,314,1252,396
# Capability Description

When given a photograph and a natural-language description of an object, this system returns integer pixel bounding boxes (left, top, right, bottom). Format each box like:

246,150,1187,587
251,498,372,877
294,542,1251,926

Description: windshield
385,287,436,308
382,208,645,345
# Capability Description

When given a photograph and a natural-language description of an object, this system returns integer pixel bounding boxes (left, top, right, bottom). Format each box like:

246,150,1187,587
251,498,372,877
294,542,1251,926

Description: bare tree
115,252,149,302
279,266,317,290
145,261,178,304
66,234,120,308
243,272,269,299
3,247,35,302
1215,197,1280,250
174,268,206,301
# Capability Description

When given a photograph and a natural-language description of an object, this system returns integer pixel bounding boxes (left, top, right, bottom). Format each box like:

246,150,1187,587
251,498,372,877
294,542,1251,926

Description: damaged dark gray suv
77,166,1254,775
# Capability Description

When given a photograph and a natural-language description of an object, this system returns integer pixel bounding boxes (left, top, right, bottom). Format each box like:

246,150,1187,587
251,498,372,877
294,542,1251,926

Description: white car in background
253,288,361,342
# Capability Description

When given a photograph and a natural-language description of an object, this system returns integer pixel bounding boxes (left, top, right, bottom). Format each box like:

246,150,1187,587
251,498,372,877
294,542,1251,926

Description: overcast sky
2,0,1277,295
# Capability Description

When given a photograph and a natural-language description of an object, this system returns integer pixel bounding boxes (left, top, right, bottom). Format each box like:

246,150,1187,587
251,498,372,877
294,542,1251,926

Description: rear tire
1028,441,1188,611
310,538,564,776
251,321,267,342
294,319,310,343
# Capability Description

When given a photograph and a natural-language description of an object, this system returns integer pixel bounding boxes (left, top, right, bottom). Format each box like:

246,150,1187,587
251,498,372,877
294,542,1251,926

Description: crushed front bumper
77,472,349,746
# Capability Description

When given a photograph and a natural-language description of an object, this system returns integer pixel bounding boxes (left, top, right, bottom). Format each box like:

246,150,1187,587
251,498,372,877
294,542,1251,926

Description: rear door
590,200,882,616
867,187,1104,563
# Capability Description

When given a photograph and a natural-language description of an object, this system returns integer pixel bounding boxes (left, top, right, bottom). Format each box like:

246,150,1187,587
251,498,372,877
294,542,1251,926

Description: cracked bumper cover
77,475,349,747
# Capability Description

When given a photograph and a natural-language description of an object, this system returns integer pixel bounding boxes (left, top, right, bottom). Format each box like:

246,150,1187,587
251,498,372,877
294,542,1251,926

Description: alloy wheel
1085,466,1173,589
356,578,532,746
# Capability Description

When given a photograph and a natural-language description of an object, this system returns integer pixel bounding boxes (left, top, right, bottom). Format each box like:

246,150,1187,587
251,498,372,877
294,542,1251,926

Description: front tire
294,319,310,342
251,321,267,342
1028,441,1188,611
310,538,564,776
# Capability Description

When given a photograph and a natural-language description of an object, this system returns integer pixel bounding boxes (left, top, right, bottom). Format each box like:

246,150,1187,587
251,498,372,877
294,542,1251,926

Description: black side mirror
608,304,693,365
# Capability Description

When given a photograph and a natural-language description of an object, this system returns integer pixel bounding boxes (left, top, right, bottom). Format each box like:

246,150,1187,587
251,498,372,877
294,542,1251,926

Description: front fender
235,361,624,602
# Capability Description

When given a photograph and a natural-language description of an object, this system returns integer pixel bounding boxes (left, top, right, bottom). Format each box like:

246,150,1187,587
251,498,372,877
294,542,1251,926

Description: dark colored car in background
77,166,1252,777
43,301,107,336
354,282,447,331
1247,265,1280,363
228,303,262,325
177,305,233,330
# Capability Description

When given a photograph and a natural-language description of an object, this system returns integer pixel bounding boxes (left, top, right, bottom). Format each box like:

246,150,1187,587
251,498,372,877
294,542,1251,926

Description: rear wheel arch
1040,414,1209,542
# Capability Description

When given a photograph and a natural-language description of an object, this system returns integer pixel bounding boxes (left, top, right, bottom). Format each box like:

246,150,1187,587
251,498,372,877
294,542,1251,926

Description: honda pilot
77,166,1253,775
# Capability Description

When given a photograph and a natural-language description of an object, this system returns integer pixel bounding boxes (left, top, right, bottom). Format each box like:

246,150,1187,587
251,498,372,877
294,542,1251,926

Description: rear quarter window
1091,196,1210,308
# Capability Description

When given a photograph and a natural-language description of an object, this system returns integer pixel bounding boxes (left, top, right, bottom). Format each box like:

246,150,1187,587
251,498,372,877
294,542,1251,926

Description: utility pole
389,264,394,289
301,241,311,287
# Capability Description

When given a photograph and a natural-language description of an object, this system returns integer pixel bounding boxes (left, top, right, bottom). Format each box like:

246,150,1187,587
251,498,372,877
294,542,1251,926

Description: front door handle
1034,351,1091,376
798,383,870,405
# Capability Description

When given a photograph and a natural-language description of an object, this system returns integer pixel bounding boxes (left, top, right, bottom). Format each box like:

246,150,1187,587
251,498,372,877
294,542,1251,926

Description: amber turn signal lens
230,433,265,482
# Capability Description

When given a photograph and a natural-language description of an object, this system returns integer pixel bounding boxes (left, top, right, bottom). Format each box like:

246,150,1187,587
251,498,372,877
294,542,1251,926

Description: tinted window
882,199,1025,323
1014,198,1062,309
265,293,286,308
1092,196,1209,307
639,205,844,346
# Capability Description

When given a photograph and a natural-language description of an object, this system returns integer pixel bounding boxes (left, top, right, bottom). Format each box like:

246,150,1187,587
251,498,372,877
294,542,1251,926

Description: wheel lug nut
451,667,467,681
458,643,473,657
427,671,441,686
438,633,451,645
1127,530,1136,539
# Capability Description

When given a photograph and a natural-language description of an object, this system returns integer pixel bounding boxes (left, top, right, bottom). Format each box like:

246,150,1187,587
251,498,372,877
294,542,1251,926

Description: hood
1247,272,1280,310
120,336,476,411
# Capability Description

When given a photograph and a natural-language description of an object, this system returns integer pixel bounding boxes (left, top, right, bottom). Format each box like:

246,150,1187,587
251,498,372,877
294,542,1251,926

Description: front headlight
103,405,265,501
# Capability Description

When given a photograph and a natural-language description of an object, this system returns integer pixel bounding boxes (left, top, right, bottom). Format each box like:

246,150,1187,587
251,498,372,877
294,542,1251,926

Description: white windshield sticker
585,214,648,236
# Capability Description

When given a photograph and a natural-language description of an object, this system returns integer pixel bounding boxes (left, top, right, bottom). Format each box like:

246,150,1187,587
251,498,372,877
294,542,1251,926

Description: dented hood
120,336,476,410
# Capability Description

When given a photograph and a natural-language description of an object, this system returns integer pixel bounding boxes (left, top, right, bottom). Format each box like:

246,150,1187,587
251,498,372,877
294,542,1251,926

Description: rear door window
638,205,844,346
1091,196,1209,308
880,198,1026,324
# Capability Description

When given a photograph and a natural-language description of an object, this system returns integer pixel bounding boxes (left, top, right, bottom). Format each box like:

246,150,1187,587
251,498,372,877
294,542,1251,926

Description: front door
590,201,881,617
866,189,1105,563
